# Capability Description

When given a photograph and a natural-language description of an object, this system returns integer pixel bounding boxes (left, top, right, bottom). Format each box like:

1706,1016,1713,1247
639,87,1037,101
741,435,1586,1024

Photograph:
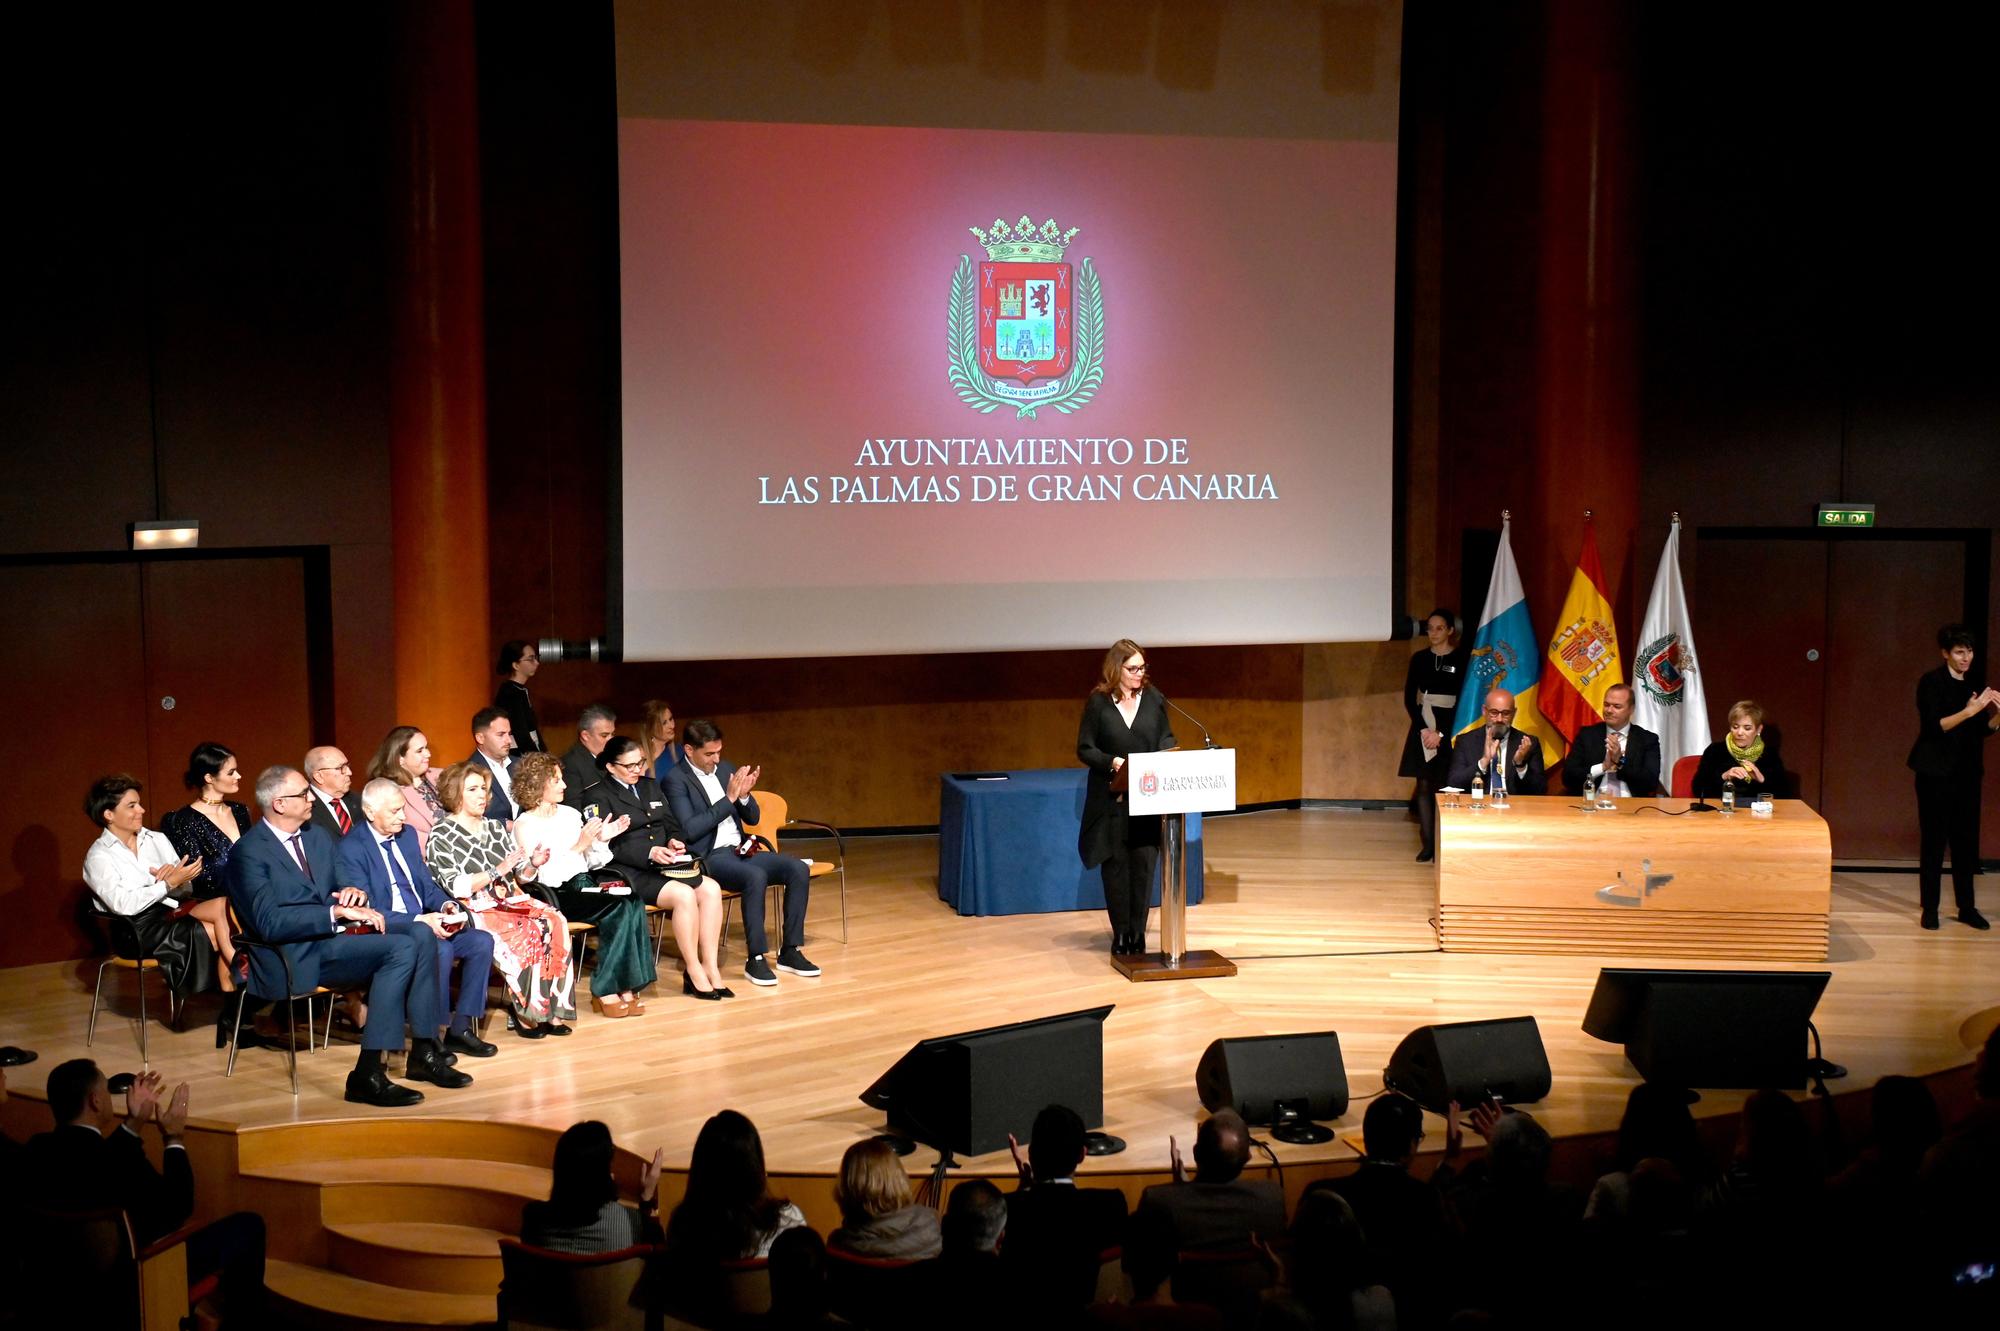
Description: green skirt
552,873,657,997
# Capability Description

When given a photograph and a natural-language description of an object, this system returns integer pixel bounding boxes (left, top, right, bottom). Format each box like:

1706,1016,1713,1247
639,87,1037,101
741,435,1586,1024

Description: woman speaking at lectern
1078,639,1176,958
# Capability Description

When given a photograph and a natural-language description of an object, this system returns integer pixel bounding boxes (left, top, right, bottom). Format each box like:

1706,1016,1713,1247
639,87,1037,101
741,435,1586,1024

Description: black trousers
1916,772,1983,914
1100,804,1159,940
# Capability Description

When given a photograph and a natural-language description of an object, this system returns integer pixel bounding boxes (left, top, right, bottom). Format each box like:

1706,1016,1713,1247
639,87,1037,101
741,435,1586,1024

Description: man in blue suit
335,778,498,1060
469,706,522,823
226,765,472,1107
662,718,819,988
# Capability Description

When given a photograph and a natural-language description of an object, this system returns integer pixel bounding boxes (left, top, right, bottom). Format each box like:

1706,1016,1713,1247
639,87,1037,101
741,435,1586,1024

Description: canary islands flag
1451,516,1566,765
1540,516,1624,743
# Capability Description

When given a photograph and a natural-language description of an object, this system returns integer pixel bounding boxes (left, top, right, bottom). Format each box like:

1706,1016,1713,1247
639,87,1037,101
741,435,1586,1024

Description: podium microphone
1164,697,1220,749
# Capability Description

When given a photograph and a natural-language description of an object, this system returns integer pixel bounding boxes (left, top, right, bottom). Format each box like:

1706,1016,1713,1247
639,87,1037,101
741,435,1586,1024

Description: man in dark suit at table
304,744,363,839
469,706,523,823
1445,688,1549,796
1003,1103,1128,1311
335,778,498,1059
228,765,468,1106
663,719,818,989
23,1061,267,1322
1560,684,1662,797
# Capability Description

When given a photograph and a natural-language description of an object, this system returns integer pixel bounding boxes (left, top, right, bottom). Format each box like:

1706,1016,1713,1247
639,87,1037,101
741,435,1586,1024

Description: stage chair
738,790,849,943
86,906,183,1069
226,925,340,1096
498,1238,656,1331
1670,754,1700,798
21,1208,216,1331
1171,1246,1271,1324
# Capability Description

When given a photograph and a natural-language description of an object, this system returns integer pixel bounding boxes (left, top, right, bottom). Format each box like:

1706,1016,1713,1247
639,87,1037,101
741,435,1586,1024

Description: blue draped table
937,768,1205,916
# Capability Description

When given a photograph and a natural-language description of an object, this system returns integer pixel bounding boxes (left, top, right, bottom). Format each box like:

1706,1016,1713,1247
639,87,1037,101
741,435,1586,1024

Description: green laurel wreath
948,254,1103,419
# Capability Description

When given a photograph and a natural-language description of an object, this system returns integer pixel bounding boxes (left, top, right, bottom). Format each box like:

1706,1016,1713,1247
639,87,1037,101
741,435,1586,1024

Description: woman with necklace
157,741,246,994
1399,608,1468,863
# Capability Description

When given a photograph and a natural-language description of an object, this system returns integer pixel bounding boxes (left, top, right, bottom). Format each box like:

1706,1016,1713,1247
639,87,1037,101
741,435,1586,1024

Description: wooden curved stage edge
5,810,1995,1302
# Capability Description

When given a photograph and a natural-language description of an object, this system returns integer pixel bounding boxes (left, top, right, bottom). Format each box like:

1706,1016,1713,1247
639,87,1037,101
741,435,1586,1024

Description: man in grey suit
1135,1108,1286,1251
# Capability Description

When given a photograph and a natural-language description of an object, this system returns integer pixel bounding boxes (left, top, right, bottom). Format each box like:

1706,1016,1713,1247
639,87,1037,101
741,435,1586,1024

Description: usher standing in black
1399,608,1468,862
1078,639,1177,956
1907,624,2000,931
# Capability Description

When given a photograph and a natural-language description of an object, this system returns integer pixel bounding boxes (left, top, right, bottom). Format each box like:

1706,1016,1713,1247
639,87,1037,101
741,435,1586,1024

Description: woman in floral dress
424,761,576,1036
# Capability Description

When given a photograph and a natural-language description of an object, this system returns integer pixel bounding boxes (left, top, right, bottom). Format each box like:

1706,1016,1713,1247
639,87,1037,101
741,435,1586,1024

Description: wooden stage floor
6,809,1995,1177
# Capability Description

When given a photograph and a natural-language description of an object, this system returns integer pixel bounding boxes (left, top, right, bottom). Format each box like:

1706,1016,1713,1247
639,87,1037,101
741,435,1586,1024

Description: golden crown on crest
969,215,1080,263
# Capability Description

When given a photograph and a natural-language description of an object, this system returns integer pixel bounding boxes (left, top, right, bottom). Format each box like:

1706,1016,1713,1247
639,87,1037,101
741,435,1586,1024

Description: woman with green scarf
1692,700,1791,801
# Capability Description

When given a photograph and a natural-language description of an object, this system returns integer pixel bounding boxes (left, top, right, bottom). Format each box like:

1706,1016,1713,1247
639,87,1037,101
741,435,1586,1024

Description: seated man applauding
1135,1108,1286,1252
663,720,818,988
336,778,498,1060
227,765,468,1106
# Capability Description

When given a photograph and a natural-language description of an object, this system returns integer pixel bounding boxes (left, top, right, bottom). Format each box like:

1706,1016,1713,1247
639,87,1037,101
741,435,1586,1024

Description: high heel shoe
590,995,633,1019
683,974,723,1002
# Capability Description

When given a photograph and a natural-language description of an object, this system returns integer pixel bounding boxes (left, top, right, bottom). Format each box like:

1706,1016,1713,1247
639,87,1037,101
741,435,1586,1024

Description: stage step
324,1221,507,1295
265,1258,497,1330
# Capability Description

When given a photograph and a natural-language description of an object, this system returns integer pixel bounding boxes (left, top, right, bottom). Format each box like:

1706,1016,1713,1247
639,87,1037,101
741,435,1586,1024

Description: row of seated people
78,708,820,1106
519,1028,2000,1330
1440,686,1792,802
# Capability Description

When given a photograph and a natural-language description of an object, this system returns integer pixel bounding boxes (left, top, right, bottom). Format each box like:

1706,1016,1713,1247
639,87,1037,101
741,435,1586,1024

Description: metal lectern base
1111,949,1239,982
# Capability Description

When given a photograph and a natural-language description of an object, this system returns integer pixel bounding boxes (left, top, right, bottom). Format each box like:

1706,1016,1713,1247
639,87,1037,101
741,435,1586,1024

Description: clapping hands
725,765,761,803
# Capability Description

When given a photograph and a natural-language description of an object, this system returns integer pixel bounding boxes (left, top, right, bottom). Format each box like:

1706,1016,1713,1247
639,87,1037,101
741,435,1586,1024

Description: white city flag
1630,518,1712,782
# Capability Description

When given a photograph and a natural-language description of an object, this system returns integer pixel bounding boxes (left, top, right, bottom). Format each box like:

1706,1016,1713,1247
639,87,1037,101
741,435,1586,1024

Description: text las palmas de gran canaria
757,436,1281,506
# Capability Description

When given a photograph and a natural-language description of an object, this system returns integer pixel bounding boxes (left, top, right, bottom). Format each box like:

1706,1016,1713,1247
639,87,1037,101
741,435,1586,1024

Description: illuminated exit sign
1817,503,1876,528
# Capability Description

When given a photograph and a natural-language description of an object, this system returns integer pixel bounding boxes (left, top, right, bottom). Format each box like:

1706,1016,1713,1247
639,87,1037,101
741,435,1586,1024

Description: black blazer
469,750,523,823
306,789,362,841
1560,723,1663,797
1443,727,1548,795
23,1124,194,1247
600,774,691,883
1907,665,1997,778
1076,687,1177,869
1692,737,1792,800
1003,1182,1128,1309
559,743,606,812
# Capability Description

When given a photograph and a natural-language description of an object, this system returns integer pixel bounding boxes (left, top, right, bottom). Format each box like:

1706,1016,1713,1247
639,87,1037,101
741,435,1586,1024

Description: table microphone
1163,696,1220,749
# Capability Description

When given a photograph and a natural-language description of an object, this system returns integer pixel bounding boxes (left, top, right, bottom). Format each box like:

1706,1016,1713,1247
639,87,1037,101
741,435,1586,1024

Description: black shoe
683,974,723,1001
443,1027,498,1058
405,1047,473,1089
221,1021,276,1051
1109,933,1124,956
715,987,735,999
1416,848,1435,863
1958,909,1992,931
745,955,778,987
775,948,821,977
106,1072,138,1095
1921,912,1940,930
541,1021,572,1037
0,1046,34,1067
344,1067,425,1107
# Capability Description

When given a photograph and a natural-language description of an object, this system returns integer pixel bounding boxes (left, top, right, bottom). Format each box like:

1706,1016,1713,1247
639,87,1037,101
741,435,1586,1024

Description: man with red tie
304,744,363,839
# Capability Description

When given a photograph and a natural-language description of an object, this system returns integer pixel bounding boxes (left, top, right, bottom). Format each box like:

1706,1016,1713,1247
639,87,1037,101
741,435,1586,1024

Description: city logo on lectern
949,215,1103,419
1139,771,1159,797
1636,631,1696,706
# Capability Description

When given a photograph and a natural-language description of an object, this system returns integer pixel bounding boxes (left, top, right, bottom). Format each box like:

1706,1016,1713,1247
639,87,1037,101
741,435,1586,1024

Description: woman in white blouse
81,775,224,1003
511,752,657,1018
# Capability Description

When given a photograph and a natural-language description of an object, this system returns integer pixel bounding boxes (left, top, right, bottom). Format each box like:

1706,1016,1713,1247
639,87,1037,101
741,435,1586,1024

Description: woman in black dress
1691,700,1792,802
1400,608,1468,862
1906,624,2000,930
493,638,546,753
1078,639,1176,956
157,741,247,993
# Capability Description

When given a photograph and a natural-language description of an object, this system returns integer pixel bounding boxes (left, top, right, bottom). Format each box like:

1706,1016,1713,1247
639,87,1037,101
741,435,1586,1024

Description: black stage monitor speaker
1582,968,1832,1089
1196,1032,1349,1124
1382,1016,1552,1114
860,1005,1113,1156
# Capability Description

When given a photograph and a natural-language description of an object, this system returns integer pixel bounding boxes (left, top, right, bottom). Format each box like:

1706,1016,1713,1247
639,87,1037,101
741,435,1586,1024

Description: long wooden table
1435,795,1832,960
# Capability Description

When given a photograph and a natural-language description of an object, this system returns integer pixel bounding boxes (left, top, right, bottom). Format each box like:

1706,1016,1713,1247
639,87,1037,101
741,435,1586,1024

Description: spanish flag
1541,516,1624,743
